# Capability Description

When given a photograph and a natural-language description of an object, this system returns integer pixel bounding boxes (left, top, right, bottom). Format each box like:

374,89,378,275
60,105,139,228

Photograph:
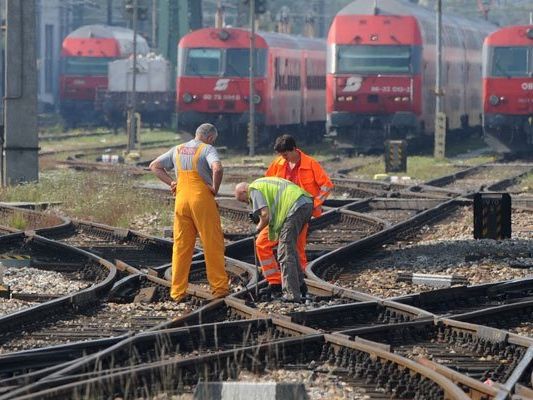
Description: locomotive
326,0,495,151
59,25,149,128
176,28,326,147
482,25,533,154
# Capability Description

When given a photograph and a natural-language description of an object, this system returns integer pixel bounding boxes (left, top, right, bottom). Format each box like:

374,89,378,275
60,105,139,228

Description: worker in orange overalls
149,123,229,301
255,134,333,298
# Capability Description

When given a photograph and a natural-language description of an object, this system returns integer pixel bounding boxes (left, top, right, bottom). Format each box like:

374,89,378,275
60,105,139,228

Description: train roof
179,27,325,52
64,24,149,56
337,0,495,32
485,25,533,46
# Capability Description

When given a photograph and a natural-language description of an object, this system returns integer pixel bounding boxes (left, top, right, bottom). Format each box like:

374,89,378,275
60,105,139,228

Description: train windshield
224,49,266,77
185,48,222,76
62,57,114,76
183,48,266,77
336,45,416,74
490,47,531,77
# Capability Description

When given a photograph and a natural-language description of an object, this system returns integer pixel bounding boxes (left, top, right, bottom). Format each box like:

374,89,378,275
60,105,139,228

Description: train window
185,48,222,76
224,49,266,77
336,45,420,74
490,47,530,77
63,57,114,76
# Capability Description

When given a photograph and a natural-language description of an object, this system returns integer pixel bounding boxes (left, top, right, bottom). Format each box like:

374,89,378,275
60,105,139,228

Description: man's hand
249,212,260,224
170,181,177,195
208,185,217,196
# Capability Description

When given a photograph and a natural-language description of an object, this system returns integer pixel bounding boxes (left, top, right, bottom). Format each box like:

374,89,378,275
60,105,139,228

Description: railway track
422,163,533,196
310,200,533,299
345,198,444,225
339,317,533,398
0,205,68,235
0,299,472,400
0,232,114,316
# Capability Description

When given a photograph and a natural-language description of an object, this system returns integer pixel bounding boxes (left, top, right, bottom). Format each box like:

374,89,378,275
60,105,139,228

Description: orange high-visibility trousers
255,223,308,285
171,144,228,300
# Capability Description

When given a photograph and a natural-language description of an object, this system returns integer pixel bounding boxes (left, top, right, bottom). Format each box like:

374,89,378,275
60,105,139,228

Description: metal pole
128,0,138,153
433,0,445,159
248,0,255,157
435,0,442,118
152,0,157,48
3,0,38,185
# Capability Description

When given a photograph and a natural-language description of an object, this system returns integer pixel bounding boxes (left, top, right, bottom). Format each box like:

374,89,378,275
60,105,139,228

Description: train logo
342,76,363,92
214,79,230,91
521,82,533,91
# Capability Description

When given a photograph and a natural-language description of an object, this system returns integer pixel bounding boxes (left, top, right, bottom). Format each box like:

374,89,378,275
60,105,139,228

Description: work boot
258,284,282,300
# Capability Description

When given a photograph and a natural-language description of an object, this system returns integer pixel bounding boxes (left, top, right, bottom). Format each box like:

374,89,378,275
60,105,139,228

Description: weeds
0,170,173,231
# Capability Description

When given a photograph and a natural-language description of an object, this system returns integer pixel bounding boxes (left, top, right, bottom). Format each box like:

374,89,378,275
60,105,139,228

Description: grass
0,170,173,233
39,129,183,154
349,155,495,181
7,212,28,230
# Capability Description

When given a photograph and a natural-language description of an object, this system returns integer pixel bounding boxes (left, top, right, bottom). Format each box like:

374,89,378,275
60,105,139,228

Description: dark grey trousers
277,202,313,301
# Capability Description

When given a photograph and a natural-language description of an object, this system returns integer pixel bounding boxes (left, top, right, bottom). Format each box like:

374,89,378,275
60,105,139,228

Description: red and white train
176,28,326,147
326,0,495,151
59,25,149,128
482,25,533,154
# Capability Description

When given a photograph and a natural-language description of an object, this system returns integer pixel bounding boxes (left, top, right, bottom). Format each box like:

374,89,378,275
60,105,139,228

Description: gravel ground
3,266,90,295
255,297,355,316
510,324,533,337
331,206,533,298
361,209,418,225
238,368,371,400
0,298,38,316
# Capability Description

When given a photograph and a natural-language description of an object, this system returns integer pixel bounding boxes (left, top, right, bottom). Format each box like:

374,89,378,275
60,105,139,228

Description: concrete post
3,0,38,185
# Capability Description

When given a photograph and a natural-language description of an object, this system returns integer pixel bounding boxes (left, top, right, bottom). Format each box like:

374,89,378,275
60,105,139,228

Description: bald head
234,182,249,203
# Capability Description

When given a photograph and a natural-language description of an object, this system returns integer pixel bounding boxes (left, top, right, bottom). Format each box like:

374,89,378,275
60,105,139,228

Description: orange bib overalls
171,143,229,300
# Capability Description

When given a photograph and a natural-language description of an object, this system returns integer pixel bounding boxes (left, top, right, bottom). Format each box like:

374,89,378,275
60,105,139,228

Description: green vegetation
0,170,173,234
7,212,28,230
39,129,182,155
350,155,494,181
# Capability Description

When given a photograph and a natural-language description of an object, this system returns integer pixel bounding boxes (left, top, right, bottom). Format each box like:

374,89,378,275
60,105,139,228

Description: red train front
176,28,326,148
327,0,493,151
482,25,533,154
59,25,149,128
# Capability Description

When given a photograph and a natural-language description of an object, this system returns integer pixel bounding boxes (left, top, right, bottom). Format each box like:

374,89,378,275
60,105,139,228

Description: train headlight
489,95,500,106
182,93,194,103
252,94,261,104
218,30,230,41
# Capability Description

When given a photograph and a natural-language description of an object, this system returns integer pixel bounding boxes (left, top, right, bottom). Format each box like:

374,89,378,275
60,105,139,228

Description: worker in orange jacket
256,134,333,298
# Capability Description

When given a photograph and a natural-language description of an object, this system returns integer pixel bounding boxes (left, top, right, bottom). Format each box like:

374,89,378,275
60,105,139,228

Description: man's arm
256,207,270,233
211,161,223,195
312,160,334,210
149,159,175,188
